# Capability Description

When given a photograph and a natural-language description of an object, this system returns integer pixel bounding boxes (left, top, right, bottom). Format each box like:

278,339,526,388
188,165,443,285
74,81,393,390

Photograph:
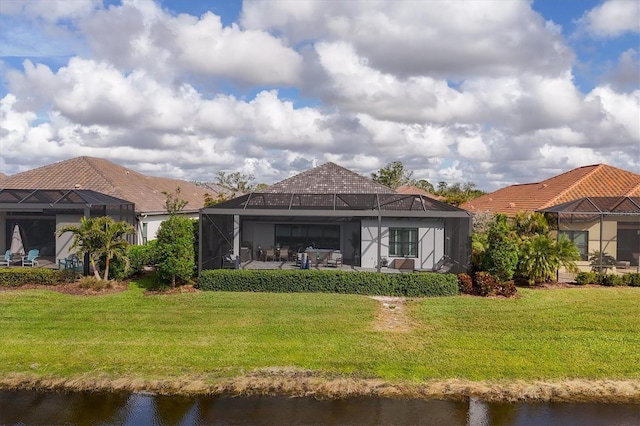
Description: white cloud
242,0,573,78
0,0,101,22
577,0,640,38
81,1,302,85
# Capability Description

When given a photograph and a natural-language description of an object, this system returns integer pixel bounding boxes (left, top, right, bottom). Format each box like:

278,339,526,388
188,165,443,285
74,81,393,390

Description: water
0,390,638,425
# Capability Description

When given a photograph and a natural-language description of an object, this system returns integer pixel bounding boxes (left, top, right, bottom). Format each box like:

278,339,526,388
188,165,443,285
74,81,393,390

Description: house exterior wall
55,214,83,261
0,211,5,252
558,217,618,271
138,212,199,243
360,219,445,269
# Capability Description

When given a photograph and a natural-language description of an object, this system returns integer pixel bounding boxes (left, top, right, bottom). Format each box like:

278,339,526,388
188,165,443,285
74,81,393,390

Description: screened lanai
200,192,472,273
541,196,640,271
0,189,135,267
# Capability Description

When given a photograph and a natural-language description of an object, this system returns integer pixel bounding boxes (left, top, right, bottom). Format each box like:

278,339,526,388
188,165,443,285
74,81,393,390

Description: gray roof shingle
263,162,395,194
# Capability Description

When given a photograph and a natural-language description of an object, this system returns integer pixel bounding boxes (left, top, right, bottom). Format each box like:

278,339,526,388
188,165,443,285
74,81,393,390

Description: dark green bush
197,270,458,297
457,273,473,294
0,268,62,287
622,273,640,287
128,243,156,276
575,271,601,285
601,274,624,286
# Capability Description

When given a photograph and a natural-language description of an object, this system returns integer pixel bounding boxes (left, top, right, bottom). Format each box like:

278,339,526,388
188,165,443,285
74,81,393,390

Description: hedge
575,271,640,287
0,268,63,287
197,269,458,297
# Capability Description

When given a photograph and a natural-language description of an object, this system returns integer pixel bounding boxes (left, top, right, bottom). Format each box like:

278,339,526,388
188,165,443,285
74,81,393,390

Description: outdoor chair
326,251,343,268
0,250,12,267
58,254,83,272
264,248,276,261
22,249,40,267
279,249,289,262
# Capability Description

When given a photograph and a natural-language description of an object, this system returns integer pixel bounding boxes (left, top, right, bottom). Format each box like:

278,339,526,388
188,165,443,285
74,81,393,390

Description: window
389,228,418,257
274,224,340,250
559,230,588,260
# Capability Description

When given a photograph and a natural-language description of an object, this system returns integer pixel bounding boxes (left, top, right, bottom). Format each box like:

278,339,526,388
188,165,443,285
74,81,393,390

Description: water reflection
0,390,638,425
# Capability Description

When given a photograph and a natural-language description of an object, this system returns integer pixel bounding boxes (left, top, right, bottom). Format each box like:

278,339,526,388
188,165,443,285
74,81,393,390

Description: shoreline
2,370,639,404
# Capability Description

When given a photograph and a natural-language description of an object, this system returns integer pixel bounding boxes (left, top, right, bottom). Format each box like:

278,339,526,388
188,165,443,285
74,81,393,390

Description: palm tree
57,216,134,281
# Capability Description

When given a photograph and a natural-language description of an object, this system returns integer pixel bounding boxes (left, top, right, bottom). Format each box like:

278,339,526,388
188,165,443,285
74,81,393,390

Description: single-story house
200,162,472,273
461,164,640,268
0,156,227,262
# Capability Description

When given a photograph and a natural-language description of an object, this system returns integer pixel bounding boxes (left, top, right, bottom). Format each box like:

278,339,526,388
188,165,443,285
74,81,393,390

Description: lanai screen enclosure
541,196,640,271
200,192,472,273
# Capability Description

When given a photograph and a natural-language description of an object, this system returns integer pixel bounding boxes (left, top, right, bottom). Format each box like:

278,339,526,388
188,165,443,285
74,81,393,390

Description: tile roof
0,173,6,182
262,162,396,194
0,156,222,214
461,164,640,216
396,185,443,201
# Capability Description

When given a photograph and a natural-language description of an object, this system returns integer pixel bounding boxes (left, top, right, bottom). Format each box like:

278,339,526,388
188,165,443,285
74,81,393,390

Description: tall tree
371,161,414,189
57,216,133,281
215,171,257,194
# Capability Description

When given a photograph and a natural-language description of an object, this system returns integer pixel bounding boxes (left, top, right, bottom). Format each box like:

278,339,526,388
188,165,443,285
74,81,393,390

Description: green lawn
1,283,639,385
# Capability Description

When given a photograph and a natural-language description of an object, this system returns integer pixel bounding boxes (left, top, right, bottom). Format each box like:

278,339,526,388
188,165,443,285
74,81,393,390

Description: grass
0,283,639,390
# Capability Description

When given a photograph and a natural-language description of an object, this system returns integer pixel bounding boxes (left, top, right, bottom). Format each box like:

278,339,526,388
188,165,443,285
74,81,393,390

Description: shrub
0,268,62,287
128,243,156,275
575,271,601,285
79,276,113,290
601,274,624,287
483,214,519,282
622,273,640,287
156,216,195,288
457,273,473,294
474,271,498,297
197,270,458,297
495,280,517,297
58,269,80,283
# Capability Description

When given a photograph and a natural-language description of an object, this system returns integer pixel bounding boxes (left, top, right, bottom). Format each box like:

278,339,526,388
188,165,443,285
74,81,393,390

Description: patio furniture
326,251,343,268
22,249,40,267
58,254,83,272
279,249,289,262
0,250,12,267
264,248,276,261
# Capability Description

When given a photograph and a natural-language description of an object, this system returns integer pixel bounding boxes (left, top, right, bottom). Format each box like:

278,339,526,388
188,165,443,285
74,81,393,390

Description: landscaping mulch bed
0,281,128,296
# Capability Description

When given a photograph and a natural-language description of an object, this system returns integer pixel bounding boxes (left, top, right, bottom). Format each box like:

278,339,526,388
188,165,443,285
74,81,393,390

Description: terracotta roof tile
396,185,443,200
263,162,396,194
1,156,222,213
461,164,640,216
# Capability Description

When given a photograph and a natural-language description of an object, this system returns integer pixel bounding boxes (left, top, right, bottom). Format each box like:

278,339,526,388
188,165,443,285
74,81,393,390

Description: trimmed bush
601,274,624,287
458,273,473,294
575,271,602,285
0,268,62,287
622,273,640,287
197,270,458,297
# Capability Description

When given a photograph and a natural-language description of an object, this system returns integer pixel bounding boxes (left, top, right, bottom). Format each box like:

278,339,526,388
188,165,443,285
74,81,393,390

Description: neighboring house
460,164,640,268
396,185,443,201
200,162,472,273
0,156,224,261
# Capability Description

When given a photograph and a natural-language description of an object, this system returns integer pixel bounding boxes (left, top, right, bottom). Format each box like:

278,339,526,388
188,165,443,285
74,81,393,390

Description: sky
0,0,638,191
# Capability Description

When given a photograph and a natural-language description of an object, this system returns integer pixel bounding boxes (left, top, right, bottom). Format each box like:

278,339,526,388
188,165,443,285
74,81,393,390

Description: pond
1,390,638,425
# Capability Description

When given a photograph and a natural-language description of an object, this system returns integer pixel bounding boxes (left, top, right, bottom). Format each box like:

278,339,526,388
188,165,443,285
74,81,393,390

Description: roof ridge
542,164,602,208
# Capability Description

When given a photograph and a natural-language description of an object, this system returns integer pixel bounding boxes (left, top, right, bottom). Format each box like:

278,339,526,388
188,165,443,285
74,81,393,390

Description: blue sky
1,0,638,189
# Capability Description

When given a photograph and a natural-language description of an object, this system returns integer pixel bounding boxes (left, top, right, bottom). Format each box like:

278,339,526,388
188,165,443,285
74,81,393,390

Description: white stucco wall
55,214,83,261
360,219,444,269
138,212,199,243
